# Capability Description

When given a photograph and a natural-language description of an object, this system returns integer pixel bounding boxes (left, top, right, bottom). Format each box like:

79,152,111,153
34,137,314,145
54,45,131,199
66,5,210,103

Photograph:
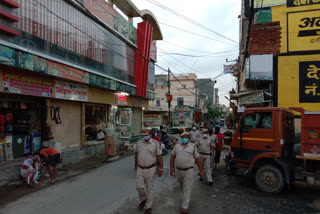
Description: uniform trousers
200,154,213,182
136,166,157,209
176,168,194,209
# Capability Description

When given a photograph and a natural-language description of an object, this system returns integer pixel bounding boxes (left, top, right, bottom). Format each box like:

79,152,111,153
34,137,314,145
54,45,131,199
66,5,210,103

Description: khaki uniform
189,130,200,144
136,138,161,209
209,134,219,172
172,143,200,209
196,137,216,182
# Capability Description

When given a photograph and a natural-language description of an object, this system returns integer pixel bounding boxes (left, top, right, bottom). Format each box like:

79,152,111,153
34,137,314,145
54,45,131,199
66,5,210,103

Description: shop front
0,70,51,162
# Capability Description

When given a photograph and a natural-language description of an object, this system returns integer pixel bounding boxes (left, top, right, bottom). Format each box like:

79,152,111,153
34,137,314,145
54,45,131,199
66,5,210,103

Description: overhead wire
159,22,238,46
144,0,239,44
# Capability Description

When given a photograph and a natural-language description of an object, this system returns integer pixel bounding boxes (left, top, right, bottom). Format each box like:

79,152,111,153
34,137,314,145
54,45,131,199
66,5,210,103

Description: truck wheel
255,164,284,194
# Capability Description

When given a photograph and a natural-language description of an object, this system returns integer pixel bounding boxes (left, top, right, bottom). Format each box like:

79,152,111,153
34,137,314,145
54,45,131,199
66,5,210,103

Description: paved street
1,150,320,214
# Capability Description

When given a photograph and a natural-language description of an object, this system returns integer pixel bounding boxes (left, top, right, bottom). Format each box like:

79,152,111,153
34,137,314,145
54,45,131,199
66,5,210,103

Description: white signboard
55,81,88,101
238,106,246,113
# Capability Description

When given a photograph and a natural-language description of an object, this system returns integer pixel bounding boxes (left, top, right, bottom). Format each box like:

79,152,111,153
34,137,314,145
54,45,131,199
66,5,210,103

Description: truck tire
255,164,285,194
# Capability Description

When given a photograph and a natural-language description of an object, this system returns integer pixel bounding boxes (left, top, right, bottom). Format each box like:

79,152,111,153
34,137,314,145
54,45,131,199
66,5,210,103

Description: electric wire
144,0,239,44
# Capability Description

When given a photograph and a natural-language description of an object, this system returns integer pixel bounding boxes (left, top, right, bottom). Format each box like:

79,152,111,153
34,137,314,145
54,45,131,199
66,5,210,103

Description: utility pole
167,68,172,127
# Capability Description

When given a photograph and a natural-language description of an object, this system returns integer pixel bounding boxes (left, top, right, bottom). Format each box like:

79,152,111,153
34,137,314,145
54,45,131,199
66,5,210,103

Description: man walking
135,129,163,214
170,132,203,214
189,125,200,144
196,129,217,185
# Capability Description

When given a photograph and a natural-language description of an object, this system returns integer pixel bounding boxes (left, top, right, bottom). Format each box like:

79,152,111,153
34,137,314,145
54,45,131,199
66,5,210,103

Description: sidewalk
0,151,134,207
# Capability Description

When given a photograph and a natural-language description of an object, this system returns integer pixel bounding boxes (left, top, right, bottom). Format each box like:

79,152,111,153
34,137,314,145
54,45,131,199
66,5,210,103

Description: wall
278,54,320,111
272,4,320,54
248,22,281,55
47,99,81,149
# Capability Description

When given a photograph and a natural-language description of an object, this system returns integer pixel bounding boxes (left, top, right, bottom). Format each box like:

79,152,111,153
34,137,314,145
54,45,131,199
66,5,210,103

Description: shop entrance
0,94,44,162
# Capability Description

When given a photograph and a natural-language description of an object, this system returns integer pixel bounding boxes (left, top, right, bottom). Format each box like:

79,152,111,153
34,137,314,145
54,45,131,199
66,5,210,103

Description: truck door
235,111,274,162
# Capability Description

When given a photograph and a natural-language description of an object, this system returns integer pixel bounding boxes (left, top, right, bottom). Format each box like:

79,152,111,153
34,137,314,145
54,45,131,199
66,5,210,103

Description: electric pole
167,68,172,127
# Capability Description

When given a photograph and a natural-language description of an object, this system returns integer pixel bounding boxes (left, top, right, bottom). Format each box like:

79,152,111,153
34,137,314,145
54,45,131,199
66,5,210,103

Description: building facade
0,0,162,166
196,78,215,105
237,0,320,111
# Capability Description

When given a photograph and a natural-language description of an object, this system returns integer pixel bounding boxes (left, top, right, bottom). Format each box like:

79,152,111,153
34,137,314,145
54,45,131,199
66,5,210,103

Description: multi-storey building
0,0,162,166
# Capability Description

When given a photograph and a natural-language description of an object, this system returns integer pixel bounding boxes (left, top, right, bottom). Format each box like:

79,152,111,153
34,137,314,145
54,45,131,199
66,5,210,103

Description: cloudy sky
130,0,241,106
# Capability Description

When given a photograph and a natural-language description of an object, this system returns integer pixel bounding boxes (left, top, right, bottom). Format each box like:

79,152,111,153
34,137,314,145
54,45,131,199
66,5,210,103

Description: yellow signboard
288,10,320,52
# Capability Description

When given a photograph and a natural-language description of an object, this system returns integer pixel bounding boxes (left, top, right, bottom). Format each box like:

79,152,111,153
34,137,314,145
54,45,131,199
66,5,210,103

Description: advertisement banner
3,71,54,97
287,0,320,7
55,81,88,101
117,94,128,105
48,60,90,84
0,45,15,66
224,64,233,74
15,51,34,70
299,61,320,103
288,10,320,52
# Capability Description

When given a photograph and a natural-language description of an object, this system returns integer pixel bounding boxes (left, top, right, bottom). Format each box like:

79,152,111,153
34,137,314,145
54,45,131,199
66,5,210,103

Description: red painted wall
135,21,153,97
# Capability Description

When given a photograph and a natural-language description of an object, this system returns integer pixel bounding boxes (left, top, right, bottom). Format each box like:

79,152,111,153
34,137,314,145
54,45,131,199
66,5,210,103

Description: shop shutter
131,108,141,136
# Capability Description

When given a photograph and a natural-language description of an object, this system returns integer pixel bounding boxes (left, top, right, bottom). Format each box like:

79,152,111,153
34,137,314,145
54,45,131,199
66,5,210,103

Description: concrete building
0,0,162,184
170,73,198,108
196,78,215,105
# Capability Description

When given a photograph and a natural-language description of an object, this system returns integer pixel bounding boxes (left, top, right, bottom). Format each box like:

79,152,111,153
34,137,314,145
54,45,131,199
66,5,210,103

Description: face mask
181,138,189,144
144,136,150,141
203,134,207,138
192,127,196,130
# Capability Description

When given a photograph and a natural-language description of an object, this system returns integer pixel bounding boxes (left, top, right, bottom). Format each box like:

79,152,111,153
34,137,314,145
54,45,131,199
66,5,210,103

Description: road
1,149,320,214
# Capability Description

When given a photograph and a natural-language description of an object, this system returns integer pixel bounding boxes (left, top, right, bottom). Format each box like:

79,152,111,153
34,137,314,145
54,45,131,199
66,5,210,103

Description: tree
204,104,223,121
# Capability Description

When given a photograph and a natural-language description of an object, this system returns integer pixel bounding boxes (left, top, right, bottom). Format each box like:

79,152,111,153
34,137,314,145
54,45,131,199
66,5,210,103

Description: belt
138,163,156,169
177,166,194,171
199,152,212,156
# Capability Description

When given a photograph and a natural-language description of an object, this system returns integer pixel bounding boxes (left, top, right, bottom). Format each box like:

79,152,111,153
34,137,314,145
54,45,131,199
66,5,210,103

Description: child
20,155,41,184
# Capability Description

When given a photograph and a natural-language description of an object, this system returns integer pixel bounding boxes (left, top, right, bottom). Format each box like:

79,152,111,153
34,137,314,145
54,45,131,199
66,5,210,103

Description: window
241,112,272,133
156,98,161,107
177,97,184,106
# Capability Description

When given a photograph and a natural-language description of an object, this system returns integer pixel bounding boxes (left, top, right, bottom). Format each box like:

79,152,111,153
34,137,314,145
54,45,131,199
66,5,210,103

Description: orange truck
226,107,320,193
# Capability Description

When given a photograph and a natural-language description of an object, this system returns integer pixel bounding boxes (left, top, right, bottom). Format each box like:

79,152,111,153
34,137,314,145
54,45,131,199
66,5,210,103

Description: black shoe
199,178,203,181
208,182,213,186
145,208,152,214
139,200,147,210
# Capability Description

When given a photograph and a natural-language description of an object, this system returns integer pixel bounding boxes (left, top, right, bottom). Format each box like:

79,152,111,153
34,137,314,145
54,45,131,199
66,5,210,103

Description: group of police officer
135,125,224,214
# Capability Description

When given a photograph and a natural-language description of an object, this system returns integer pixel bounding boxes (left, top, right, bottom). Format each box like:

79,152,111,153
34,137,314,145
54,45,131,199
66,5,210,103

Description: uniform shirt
40,148,60,156
136,138,161,167
172,143,200,169
189,130,200,142
195,137,215,154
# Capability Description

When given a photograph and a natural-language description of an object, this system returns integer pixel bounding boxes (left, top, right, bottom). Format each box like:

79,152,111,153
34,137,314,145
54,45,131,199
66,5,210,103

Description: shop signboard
0,45,15,66
55,81,88,101
117,94,128,105
287,0,320,7
299,61,320,102
239,91,264,105
3,71,54,97
48,60,90,84
288,10,320,52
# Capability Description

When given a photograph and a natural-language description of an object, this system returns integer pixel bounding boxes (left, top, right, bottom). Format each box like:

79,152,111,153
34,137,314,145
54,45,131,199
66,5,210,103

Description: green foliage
204,105,223,120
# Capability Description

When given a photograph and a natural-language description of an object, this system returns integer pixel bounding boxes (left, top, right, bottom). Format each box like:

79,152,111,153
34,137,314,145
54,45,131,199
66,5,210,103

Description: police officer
135,129,163,214
196,129,217,185
189,125,200,144
170,132,203,214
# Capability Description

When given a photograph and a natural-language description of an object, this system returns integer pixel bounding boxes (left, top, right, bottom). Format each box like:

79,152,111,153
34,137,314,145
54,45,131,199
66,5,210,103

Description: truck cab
229,107,295,193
